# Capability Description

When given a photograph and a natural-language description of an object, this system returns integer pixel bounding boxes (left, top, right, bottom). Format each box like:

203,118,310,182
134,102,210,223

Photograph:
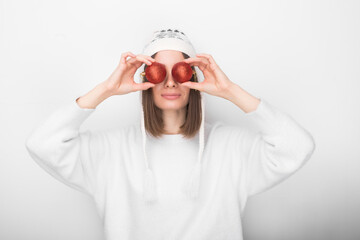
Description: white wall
1,0,359,239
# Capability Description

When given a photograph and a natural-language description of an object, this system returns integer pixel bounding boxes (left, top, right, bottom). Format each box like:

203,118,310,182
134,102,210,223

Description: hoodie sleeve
226,98,316,198
25,98,105,198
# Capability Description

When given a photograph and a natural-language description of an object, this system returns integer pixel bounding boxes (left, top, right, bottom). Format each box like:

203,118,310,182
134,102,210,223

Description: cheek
152,86,161,96
152,87,162,103
183,90,190,103
184,89,190,98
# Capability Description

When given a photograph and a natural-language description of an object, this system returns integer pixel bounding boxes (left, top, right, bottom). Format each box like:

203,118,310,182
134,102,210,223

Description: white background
1,0,359,239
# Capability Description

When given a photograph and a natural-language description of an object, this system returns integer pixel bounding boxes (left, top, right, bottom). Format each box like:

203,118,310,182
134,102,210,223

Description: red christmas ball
172,62,193,83
145,62,166,84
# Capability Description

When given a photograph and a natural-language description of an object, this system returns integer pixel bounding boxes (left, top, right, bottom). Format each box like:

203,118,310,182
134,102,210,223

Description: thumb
181,81,202,91
135,82,155,91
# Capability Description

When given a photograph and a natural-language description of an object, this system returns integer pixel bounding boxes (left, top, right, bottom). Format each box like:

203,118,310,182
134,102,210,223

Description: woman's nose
164,74,177,88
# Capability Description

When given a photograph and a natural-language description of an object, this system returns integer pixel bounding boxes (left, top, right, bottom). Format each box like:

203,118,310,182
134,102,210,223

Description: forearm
76,81,114,109
224,83,261,114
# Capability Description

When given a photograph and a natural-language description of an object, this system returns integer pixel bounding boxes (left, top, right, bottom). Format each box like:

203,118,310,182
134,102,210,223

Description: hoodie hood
138,28,205,205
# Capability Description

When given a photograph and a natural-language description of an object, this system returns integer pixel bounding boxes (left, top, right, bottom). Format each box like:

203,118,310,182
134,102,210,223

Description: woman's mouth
161,94,181,100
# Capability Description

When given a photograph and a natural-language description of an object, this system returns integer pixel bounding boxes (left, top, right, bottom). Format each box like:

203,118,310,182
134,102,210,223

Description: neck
162,107,187,134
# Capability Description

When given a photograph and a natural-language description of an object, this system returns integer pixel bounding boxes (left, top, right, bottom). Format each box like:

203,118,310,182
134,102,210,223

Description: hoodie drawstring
181,94,205,200
140,101,158,204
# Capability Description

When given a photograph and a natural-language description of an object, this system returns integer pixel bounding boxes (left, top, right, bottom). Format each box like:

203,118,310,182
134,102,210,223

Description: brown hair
141,52,202,139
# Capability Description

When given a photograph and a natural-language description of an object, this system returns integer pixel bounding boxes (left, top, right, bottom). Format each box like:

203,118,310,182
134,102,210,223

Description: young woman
25,29,316,240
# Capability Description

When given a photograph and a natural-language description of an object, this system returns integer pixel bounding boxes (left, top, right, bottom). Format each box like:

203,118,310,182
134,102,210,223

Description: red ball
145,62,166,84
172,62,193,83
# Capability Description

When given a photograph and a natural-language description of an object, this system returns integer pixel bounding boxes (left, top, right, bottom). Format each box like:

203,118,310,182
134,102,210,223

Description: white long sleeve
218,98,316,199
25,99,105,197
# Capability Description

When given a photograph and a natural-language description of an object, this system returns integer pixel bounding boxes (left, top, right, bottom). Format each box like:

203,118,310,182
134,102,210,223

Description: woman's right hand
104,52,156,96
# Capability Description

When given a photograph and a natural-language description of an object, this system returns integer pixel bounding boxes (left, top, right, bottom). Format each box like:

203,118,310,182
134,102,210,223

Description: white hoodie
25,96,315,240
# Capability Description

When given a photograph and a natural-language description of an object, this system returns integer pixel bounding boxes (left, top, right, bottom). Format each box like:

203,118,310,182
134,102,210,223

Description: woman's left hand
180,53,234,99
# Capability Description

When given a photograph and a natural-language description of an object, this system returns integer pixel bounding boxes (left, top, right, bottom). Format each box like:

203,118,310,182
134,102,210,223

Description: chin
154,96,189,110
155,100,188,111
157,103,187,111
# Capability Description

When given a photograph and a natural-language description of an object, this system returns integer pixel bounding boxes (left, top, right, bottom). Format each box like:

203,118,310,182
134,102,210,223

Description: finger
147,56,156,62
128,52,136,57
196,53,218,66
182,57,208,70
183,57,208,65
139,54,156,63
134,82,156,91
136,55,153,65
120,52,136,64
127,55,152,66
180,81,203,92
143,82,156,89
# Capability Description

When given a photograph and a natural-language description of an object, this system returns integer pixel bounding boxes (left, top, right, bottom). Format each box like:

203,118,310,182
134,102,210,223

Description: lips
161,94,181,100
161,94,181,96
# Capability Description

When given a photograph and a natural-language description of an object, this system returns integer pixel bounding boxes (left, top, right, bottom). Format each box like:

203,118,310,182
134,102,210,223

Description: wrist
225,83,261,113
222,82,239,101
102,80,117,97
